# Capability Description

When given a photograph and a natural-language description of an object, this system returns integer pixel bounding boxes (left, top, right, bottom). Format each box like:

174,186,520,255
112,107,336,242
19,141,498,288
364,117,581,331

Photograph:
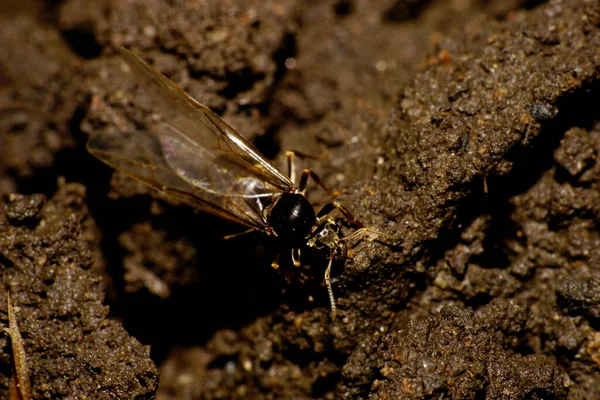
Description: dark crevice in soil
15,99,95,195
61,29,103,59
504,83,600,196
495,79,596,229
216,68,265,99
422,80,600,313
383,0,433,23
16,144,101,197
254,124,282,160
206,354,238,370
105,206,285,364
311,370,342,397
521,0,551,10
463,292,494,309
252,32,297,158
272,33,297,86
478,79,600,259
333,0,353,18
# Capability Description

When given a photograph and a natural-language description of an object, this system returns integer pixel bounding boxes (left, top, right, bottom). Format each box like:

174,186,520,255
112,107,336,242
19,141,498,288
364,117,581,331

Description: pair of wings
87,47,295,231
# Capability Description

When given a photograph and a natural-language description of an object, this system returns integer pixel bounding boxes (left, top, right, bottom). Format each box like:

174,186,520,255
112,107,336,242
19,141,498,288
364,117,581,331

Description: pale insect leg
285,151,297,184
222,228,255,240
271,253,283,271
324,250,337,320
285,150,335,193
298,169,342,196
340,227,389,242
291,247,302,267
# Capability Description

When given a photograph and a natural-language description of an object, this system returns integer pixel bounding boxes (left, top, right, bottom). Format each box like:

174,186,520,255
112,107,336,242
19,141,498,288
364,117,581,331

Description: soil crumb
0,182,157,398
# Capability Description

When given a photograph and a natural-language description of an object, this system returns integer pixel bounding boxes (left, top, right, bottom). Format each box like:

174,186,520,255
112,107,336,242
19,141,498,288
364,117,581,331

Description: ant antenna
324,250,337,320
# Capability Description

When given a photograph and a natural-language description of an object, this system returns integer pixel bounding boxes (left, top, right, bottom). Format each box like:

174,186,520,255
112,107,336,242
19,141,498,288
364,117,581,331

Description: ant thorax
307,219,348,263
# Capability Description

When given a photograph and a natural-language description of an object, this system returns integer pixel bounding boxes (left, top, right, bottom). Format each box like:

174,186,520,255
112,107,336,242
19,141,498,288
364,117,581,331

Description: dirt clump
0,181,157,398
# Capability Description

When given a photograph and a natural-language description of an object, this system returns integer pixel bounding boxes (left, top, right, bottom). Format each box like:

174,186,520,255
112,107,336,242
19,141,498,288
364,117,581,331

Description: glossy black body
268,193,316,244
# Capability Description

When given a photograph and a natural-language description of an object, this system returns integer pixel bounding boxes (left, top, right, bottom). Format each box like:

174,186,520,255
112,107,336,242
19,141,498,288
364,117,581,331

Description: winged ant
88,47,379,320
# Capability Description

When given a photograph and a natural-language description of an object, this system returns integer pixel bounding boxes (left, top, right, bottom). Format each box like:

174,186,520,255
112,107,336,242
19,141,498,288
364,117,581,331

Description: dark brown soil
1,0,600,398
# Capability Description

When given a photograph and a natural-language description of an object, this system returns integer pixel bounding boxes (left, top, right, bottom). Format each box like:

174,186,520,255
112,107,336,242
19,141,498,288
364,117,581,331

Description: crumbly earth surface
1,0,600,399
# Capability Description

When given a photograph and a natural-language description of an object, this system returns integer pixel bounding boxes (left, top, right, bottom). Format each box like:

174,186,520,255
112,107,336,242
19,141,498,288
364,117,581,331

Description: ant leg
298,169,343,196
324,251,337,321
341,227,385,242
339,226,398,247
285,151,297,184
286,149,326,161
272,256,298,283
291,247,302,267
271,256,280,270
285,150,336,193
222,228,255,240
316,202,364,228
315,203,397,244
286,150,326,185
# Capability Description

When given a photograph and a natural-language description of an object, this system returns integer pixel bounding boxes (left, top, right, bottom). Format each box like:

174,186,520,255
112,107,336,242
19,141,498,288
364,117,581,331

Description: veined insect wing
87,47,295,232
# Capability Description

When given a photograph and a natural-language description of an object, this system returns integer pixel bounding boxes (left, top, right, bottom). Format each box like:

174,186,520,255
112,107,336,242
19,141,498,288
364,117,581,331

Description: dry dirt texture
1,0,600,399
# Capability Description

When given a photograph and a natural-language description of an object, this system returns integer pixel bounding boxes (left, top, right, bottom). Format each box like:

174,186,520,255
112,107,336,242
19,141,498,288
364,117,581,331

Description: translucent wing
87,128,269,230
118,47,293,195
87,47,294,230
